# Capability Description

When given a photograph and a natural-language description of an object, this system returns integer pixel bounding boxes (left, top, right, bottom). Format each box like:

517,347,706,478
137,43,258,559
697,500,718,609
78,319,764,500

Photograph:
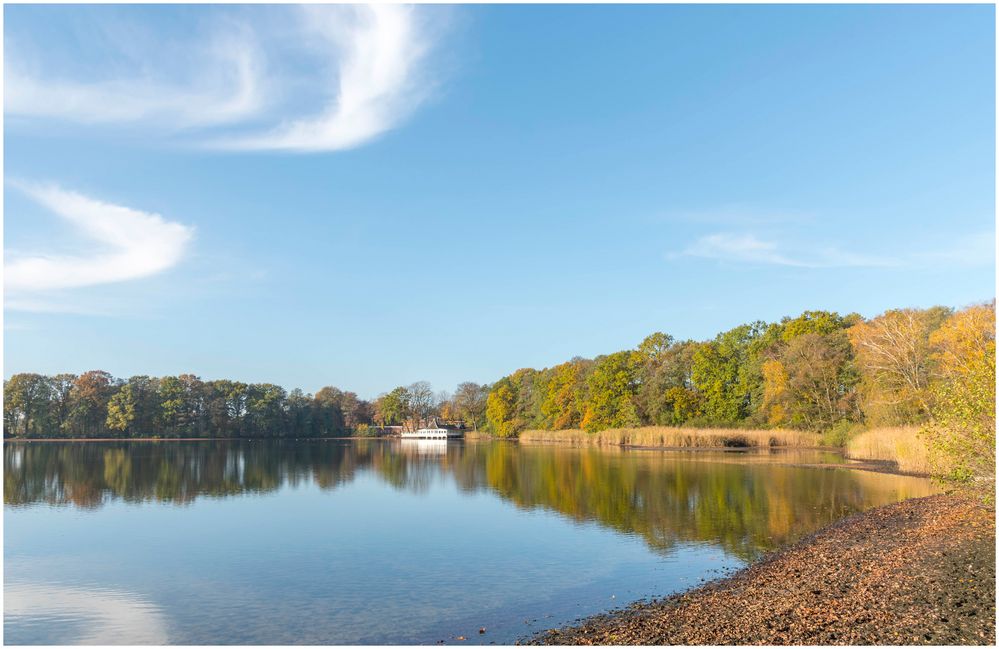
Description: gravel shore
530,494,995,645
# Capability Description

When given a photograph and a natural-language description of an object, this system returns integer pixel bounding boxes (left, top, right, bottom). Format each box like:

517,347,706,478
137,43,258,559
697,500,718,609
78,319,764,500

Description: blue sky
4,4,995,398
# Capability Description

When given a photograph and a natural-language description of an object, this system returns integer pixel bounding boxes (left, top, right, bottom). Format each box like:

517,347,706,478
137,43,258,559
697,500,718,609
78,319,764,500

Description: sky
4,4,996,399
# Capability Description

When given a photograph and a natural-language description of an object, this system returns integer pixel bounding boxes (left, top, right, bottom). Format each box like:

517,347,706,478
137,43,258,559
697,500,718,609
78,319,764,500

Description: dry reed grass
845,426,931,475
518,426,821,448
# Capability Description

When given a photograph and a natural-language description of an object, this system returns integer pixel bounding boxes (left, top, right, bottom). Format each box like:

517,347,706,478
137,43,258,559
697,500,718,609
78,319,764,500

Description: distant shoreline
3,434,498,443
3,436,393,443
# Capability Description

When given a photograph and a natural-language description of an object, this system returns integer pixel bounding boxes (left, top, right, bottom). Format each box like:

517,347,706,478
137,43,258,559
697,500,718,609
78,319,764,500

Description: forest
4,302,994,451
0,373,486,440
483,303,994,438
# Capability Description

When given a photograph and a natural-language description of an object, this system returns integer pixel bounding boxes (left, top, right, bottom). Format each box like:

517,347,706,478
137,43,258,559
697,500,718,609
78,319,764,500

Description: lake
4,439,937,645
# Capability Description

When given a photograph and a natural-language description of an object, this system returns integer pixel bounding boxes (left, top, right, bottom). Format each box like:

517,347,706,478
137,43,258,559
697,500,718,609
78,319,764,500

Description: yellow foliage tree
760,358,788,426
923,302,995,499
848,307,950,425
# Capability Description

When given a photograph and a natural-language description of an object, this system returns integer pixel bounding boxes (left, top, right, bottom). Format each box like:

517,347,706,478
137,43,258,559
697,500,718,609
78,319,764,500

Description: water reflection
4,440,936,561
5,582,168,644
400,438,448,456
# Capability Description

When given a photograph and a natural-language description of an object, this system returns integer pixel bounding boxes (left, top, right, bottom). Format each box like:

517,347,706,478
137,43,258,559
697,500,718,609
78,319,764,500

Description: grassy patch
845,426,931,474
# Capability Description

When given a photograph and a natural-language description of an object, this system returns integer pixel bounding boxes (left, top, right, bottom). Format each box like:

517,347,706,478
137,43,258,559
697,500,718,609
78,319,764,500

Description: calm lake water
4,439,937,645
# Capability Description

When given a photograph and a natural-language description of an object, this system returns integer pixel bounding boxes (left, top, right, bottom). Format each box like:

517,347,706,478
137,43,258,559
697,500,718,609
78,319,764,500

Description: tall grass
518,426,821,448
845,426,931,475
461,430,494,441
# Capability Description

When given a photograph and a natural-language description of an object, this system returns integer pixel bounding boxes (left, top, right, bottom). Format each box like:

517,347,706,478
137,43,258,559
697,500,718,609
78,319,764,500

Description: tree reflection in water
4,439,936,560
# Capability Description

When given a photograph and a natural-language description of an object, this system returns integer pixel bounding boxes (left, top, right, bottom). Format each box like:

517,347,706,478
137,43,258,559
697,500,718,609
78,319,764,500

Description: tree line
2,373,489,439
483,302,995,444
4,302,993,449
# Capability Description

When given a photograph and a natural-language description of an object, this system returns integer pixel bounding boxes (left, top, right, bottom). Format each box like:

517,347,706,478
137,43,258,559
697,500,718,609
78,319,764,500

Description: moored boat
400,427,464,439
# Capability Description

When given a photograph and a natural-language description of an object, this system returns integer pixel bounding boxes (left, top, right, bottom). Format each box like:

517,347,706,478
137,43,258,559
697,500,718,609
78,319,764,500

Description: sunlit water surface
4,439,937,644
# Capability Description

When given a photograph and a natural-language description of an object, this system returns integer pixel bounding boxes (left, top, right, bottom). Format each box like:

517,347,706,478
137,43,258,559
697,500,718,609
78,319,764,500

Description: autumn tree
452,382,489,429
923,302,995,497
779,332,860,430
581,351,642,432
538,361,589,430
406,381,438,428
848,306,951,425
756,311,855,428
485,380,517,437
65,371,115,438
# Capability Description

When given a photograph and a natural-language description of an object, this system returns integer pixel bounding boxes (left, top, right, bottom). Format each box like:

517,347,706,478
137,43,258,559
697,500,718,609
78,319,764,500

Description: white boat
400,427,464,439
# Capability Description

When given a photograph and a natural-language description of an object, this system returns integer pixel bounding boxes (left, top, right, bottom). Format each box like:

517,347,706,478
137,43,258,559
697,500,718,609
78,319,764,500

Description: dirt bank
530,494,995,645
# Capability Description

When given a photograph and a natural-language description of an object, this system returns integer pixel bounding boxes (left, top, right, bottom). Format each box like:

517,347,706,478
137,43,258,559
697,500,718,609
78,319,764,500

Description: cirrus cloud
674,230,994,270
5,4,446,153
218,5,436,152
5,182,194,294
675,232,900,268
5,24,265,128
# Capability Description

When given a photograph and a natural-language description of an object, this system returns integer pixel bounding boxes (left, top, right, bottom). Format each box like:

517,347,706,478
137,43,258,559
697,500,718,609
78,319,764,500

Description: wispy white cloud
5,25,265,128
676,232,899,268
217,5,434,152
5,183,194,295
5,5,444,152
913,230,995,268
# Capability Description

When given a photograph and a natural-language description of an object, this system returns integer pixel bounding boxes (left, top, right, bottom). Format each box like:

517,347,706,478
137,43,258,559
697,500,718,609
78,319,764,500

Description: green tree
106,384,137,433
923,302,995,498
245,383,288,436
157,375,207,437
637,332,675,362
638,339,699,425
374,387,410,427
581,351,642,432
780,332,859,430
779,310,849,341
4,373,54,437
285,388,314,436
691,324,765,423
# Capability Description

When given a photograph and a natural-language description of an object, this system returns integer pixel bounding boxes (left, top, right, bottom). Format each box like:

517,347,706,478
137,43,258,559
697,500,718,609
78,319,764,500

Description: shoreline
2,436,390,443
527,494,995,645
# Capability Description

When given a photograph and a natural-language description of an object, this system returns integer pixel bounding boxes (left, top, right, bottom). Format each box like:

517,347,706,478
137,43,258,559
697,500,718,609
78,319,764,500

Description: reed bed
845,426,931,475
461,430,494,441
518,426,821,448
